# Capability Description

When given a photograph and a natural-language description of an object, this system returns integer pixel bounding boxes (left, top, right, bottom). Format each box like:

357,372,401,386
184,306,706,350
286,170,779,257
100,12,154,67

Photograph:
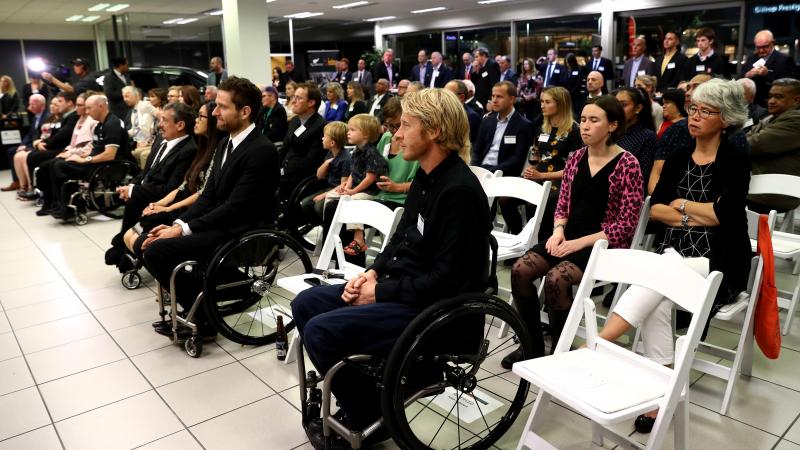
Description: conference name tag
504,135,517,144
417,214,425,236
553,69,561,74
599,66,605,71
538,133,549,143
331,103,338,110
696,65,706,72
433,70,439,78
744,118,754,128
667,62,676,69
294,125,306,137
482,71,488,78
637,70,646,75
571,71,579,76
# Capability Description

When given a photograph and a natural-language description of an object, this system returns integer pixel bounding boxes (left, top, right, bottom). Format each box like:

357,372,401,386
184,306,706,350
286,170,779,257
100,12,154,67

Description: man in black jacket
2,94,48,191
105,102,198,265
471,81,533,176
583,45,614,81
27,92,80,202
471,47,501,107
292,88,491,448
740,29,797,107
142,76,278,339
372,49,400,88
684,27,727,80
104,57,131,121
279,82,326,201
652,31,688,92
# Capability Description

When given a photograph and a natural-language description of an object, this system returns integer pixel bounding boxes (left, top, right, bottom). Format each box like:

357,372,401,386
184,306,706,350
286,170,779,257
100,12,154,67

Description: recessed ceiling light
477,0,510,3
65,15,84,21
106,3,129,12
283,12,324,18
81,15,101,22
410,6,446,13
162,18,184,24
364,15,396,21
332,1,369,9
88,3,110,11
176,18,199,24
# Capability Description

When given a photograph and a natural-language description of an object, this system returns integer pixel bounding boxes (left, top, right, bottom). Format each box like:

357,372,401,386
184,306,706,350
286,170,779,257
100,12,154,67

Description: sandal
343,240,366,256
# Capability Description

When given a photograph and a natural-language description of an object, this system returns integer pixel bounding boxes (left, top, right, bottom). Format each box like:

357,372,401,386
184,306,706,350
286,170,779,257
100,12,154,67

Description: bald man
425,51,453,88
622,36,654,87
207,56,228,87
575,70,605,114
740,29,797,106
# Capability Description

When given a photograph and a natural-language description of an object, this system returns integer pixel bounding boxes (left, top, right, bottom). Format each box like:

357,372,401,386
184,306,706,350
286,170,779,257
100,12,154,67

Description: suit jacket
352,70,374,97
367,93,391,121
471,61,501,108
280,113,326,182
331,71,352,86
424,64,454,88
537,62,568,88
21,110,50,147
652,52,688,92
44,110,80,151
499,69,518,86
466,97,485,117
465,105,481,144
180,129,278,235
747,108,800,210
372,62,400,87
104,69,130,121
740,51,797,106
684,52,727,80
256,103,288,144
458,65,473,80
470,111,533,175
582,57,614,79
411,62,432,82
0,92,20,116
133,135,197,202
622,56,655,87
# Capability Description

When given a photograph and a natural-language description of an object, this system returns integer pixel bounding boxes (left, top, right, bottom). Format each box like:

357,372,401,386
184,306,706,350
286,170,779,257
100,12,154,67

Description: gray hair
772,78,800,95
735,77,757,98
122,85,140,98
88,94,108,106
326,82,344,100
462,79,476,95
691,78,747,130
29,93,46,105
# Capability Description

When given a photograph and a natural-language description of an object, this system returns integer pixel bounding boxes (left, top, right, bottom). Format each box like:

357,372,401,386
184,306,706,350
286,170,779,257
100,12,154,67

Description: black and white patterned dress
658,159,715,257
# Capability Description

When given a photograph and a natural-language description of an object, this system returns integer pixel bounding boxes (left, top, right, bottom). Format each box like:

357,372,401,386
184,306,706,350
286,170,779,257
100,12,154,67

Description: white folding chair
482,177,552,337
748,174,800,335
277,196,404,363
514,240,723,450
692,209,775,414
469,165,503,208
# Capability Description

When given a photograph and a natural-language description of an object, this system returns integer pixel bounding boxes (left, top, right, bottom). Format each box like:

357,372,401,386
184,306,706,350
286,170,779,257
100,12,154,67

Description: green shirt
375,132,419,205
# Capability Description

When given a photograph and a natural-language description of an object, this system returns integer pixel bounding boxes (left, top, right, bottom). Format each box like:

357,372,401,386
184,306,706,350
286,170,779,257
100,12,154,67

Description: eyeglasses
293,95,307,101
198,115,208,120
687,104,721,119
383,122,400,132
755,44,772,50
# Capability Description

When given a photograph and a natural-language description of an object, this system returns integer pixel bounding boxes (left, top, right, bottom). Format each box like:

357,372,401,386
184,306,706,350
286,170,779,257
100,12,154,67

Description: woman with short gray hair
594,78,752,434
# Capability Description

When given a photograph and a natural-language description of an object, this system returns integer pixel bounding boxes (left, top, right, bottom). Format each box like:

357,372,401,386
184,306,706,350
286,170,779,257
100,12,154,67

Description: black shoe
36,207,54,217
117,254,135,273
152,319,169,328
154,322,192,338
634,414,656,433
501,346,525,370
105,246,123,265
305,418,351,450
51,207,73,220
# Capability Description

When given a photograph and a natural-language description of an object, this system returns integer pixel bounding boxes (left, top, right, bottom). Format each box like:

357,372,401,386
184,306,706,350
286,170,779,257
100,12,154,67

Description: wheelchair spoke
470,391,491,436
428,390,463,448
484,335,516,360
409,394,441,425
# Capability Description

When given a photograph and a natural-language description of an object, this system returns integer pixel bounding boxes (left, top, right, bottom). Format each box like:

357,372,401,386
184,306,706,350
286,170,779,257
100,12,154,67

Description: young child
327,113,387,255
300,121,351,223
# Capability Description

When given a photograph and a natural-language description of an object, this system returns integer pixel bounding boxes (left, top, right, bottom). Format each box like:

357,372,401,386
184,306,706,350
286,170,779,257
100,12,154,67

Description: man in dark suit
462,79,485,116
684,27,727,80
353,58,374,97
372,49,400,88
105,102,198,265
498,56,518,86
445,80,481,144
425,52,454,88
331,58,352,86
2,94,48,191
622,36,655,87
652,31,688,92
367,79,391,121
104,56,131,121
471,47,501,108
741,29,797,107
141,76,278,339
279,60,306,88
583,45,614,81
460,52,474,80
410,49,431,83
280,82,326,201
470,81,533,176
537,49,567,88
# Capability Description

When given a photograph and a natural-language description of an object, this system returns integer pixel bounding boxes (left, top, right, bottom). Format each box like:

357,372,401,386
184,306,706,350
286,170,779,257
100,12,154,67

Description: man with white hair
425,51,453,88
204,85,218,102
741,29,797,106
735,77,767,132
123,86,157,167
2,93,48,191
372,48,399,88
462,79,484,116
622,36,654,87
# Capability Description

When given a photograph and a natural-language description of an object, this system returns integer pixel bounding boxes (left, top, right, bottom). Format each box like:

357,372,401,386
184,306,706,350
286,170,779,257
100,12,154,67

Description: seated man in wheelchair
291,88,492,448
39,94,128,220
140,76,279,340
105,102,198,269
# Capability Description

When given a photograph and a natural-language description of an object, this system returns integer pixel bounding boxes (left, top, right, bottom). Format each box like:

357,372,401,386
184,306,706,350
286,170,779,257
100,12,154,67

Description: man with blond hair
292,88,491,448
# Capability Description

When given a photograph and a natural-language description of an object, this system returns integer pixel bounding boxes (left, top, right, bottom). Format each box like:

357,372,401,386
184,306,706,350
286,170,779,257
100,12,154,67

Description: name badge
433,70,439,78
538,133,549,143
598,66,605,71
294,125,306,137
696,65,705,72
753,58,767,68
637,69,646,75
280,168,285,176
383,142,391,157
571,71,579,76
667,62,676,69
744,118,754,128
331,103,338,110
553,69,561,74
504,135,517,144
417,214,425,236
482,71,488,78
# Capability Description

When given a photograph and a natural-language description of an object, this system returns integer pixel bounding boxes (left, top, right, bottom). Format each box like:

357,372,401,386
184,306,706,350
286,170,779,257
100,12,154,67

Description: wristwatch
85,155,93,163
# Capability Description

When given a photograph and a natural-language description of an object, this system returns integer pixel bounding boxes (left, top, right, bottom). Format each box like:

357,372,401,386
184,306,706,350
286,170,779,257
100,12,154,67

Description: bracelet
679,200,687,214
681,214,689,227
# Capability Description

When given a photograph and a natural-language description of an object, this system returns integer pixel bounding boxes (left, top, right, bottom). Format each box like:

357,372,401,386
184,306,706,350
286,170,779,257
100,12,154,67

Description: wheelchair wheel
185,336,203,358
121,271,142,290
74,212,89,226
381,294,534,450
87,161,140,219
203,229,312,346
285,175,329,250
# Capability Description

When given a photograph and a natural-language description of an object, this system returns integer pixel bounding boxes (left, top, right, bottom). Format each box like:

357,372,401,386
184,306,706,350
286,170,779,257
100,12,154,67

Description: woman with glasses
594,78,751,434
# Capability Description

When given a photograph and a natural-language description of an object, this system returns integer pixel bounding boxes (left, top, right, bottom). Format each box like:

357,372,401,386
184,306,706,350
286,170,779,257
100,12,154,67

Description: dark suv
96,66,208,93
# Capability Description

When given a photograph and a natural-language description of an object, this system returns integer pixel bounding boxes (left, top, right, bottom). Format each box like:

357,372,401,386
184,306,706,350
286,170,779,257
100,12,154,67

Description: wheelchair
157,228,313,357
297,237,537,449
63,160,141,225
279,174,331,251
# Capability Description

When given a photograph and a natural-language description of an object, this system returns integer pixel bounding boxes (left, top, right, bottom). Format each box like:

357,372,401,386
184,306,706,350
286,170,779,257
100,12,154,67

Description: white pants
324,191,375,230
610,248,709,365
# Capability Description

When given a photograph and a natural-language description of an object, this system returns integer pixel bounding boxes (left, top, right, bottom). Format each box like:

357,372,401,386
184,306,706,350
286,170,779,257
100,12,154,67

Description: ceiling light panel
106,4,130,12
411,6,446,13
332,1,369,9
65,15,84,21
283,12,324,18
364,15,396,21
81,15,101,21
176,18,199,24
162,18,184,24
88,3,110,11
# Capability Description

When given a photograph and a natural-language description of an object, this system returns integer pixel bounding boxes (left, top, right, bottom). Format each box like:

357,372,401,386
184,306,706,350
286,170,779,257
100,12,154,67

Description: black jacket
180,130,278,235
372,63,400,87
582,57,614,79
21,109,50,147
684,52,728,79
103,70,130,121
424,64,454,89
44,111,80,151
740,51,797,106
0,92,20,116
132,136,197,203
652,52,688,92
471,61,501,107
280,113,326,182
256,103,288,144
471,111,533,176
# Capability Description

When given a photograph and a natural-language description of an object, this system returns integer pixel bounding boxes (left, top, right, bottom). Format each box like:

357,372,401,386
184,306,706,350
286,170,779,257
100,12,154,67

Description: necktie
593,59,598,71
545,63,554,86
151,141,167,166
466,68,470,80
221,139,233,168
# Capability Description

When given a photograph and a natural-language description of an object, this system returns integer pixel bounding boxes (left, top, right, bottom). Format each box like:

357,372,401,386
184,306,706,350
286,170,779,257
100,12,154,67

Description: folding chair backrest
483,177,552,247
317,196,404,272
630,196,651,250
749,174,800,199
469,166,503,207
745,208,776,240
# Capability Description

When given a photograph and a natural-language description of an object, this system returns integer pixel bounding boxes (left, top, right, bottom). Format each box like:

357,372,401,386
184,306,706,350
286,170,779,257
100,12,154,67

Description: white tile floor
0,168,799,449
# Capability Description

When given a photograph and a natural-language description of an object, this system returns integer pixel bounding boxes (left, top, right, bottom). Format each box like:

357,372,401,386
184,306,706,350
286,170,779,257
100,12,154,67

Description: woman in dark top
502,95,643,368
596,79,750,433
0,75,21,118
516,58,542,121
344,81,368,122
564,53,584,116
500,86,582,239
614,86,657,182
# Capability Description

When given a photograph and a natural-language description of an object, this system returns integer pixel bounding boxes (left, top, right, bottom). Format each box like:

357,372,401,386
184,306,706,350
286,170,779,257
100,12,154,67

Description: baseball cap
263,86,279,97
71,58,90,67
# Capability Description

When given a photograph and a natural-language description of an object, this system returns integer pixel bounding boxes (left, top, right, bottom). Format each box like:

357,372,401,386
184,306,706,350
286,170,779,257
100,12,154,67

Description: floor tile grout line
0,423,58,445
776,410,800,445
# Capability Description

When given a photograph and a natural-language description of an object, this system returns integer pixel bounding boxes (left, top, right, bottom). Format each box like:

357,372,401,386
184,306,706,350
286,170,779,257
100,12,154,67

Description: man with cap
41,57,101,95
